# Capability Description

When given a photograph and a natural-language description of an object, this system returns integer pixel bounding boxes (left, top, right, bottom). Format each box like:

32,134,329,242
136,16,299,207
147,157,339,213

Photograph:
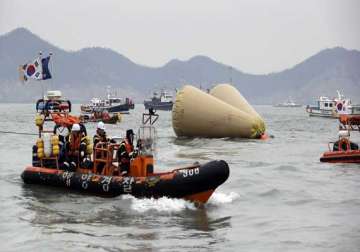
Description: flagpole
38,51,46,100
49,52,53,92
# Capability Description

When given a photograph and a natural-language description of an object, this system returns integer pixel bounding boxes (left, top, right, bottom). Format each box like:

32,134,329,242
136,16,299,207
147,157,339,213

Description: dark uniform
61,126,87,171
92,123,116,173
93,133,107,147
118,129,136,175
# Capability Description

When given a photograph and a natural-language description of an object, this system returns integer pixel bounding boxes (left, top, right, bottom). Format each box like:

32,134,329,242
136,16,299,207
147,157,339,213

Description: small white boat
81,87,134,113
306,91,360,118
274,97,302,107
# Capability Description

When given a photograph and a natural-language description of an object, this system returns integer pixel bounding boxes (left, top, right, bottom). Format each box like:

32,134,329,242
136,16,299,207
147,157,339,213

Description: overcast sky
1,0,359,74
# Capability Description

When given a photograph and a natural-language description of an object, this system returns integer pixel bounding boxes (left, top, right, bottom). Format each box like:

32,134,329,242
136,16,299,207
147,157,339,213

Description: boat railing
142,112,159,125
339,115,360,131
93,142,120,175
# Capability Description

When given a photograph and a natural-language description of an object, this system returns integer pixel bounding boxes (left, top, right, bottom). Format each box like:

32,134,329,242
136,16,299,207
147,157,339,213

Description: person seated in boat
61,123,88,171
117,129,137,175
333,130,359,151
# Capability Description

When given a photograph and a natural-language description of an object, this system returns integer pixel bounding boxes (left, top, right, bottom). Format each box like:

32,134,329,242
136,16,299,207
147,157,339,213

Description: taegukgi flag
41,56,52,80
18,54,52,82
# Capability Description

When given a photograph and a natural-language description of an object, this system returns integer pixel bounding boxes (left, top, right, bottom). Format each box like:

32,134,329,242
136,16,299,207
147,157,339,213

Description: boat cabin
150,90,173,102
317,96,335,110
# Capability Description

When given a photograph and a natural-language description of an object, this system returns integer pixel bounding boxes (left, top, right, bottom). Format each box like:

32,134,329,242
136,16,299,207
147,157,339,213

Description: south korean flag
23,56,43,81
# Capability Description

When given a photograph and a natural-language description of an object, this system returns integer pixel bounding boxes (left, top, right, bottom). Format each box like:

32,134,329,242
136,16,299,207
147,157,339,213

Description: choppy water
0,104,359,252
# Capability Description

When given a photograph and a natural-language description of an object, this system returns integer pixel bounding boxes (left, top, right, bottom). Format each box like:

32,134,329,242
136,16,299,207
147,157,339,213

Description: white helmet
97,121,106,130
72,123,81,132
338,130,349,138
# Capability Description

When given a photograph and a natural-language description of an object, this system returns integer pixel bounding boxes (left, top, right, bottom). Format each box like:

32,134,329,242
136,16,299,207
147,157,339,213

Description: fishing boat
144,90,173,111
80,110,122,124
306,91,360,118
274,97,302,107
320,115,360,163
81,88,134,113
22,112,229,204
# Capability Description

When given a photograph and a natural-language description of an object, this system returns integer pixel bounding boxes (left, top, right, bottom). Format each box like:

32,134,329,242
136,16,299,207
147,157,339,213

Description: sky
0,0,359,74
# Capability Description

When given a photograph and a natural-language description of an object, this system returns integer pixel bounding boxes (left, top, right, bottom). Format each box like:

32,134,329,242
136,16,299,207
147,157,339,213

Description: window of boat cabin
329,103,333,107
325,103,328,107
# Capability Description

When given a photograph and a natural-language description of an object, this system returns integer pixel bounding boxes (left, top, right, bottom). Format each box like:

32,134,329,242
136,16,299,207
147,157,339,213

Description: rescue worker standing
93,121,115,174
118,129,136,175
93,121,109,147
62,123,87,171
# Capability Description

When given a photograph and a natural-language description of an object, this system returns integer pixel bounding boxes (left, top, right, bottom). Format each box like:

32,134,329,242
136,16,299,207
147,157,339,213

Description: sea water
0,104,359,251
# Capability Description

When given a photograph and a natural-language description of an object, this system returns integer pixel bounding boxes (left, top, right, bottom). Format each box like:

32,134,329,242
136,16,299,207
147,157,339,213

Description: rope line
0,130,37,136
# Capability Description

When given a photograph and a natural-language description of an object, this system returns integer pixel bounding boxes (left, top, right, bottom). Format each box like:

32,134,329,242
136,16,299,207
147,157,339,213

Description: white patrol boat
306,91,360,118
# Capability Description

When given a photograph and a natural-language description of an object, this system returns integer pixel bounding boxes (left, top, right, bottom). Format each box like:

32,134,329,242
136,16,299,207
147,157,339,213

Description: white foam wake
129,196,197,213
208,191,240,205
121,192,239,213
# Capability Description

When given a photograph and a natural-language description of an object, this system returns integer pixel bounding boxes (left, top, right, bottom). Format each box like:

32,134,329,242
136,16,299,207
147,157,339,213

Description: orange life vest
120,139,134,164
69,134,81,155
124,139,134,153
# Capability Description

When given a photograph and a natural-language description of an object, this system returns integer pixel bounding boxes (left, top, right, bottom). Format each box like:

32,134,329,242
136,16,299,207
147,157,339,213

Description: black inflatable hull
21,160,229,203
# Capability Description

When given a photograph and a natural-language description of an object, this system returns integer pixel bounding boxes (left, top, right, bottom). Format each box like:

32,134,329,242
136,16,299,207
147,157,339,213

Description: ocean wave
258,188,281,197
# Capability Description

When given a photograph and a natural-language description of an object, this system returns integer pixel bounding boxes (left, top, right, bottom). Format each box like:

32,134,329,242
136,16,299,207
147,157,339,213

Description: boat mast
106,85,111,100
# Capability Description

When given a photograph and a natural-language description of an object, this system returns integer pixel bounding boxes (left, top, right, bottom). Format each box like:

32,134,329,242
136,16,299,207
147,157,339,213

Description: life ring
336,101,343,112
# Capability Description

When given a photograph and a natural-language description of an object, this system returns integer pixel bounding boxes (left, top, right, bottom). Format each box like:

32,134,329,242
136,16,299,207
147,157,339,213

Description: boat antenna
336,90,342,100
49,51,53,93
106,85,111,99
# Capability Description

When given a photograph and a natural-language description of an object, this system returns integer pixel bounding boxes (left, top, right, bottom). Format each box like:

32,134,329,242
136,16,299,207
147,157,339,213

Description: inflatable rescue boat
22,111,230,203
320,115,360,163
22,160,229,203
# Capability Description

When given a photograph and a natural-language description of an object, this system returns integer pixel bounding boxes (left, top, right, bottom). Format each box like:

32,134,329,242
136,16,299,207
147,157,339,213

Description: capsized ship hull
172,84,266,138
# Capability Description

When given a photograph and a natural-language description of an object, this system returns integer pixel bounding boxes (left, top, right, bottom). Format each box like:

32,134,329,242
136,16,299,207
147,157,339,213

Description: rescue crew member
118,129,136,175
93,121,116,174
93,121,114,146
61,123,87,171
333,130,359,151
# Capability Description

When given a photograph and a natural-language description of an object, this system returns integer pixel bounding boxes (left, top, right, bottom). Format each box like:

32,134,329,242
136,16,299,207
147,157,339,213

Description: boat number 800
180,167,200,178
